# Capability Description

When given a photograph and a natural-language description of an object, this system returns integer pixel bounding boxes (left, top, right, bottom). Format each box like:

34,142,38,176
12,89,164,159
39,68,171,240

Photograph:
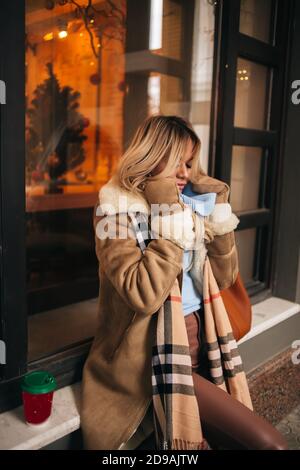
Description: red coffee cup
21,371,57,425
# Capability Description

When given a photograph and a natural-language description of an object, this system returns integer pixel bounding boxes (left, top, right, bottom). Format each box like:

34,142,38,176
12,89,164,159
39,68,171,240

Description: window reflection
230,146,262,212
239,0,272,44
234,57,270,130
26,0,127,209
25,0,216,359
149,0,163,50
147,73,184,116
150,0,183,60
235,228,257,285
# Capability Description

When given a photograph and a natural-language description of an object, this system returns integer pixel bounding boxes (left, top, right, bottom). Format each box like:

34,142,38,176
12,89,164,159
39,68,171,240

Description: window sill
238,296,300,345
28,297,98,362
0,383,81,450
1,297,299,450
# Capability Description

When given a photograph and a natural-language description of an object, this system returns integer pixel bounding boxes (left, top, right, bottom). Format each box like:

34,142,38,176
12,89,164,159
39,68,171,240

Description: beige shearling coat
80,173,240,450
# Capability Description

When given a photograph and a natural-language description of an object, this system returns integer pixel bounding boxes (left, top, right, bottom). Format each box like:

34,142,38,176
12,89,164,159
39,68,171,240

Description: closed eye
177,160,193,169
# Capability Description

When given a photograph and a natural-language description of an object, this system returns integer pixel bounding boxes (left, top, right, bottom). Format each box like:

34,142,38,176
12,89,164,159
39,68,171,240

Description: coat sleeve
205,229,240,290
93,206,184,316
204,198,240,290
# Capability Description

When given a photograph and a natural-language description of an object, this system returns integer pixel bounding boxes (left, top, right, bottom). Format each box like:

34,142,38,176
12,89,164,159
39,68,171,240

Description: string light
58,30,68,38
43,32,54,41
58,20,68,39
237,69,249,81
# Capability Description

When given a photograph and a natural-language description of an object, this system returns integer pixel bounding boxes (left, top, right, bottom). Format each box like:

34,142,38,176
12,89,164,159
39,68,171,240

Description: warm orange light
58,30,68,39
43,32,54,41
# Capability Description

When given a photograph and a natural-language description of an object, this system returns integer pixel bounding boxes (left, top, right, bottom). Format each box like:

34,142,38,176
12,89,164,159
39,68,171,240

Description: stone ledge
0,383,80,450
238,296,300,345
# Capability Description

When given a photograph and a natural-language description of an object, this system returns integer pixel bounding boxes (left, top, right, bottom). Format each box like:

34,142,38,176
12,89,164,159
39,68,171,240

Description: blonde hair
116,114,207,193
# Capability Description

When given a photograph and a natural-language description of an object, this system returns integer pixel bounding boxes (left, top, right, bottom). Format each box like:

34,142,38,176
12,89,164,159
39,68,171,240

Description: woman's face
174,139,194,192
149,139,194,193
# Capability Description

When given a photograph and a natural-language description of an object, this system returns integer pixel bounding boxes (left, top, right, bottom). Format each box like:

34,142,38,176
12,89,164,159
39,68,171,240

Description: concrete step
238,296,300,373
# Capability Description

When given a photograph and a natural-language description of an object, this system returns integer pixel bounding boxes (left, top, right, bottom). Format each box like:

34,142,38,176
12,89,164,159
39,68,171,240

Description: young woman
81,115,288,450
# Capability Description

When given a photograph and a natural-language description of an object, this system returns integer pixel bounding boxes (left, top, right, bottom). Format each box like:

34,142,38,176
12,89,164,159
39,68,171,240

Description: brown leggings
184,309,289,450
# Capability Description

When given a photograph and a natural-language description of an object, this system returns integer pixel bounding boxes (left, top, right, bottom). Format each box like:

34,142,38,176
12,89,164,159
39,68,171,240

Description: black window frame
0,0,27,409
209,0,294,304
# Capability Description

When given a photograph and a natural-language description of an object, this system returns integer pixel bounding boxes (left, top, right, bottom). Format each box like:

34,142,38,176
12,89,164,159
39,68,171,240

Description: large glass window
25,0,216,360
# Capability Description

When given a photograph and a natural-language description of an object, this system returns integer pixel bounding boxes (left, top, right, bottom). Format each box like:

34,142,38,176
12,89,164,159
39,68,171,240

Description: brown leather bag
220,272,252,342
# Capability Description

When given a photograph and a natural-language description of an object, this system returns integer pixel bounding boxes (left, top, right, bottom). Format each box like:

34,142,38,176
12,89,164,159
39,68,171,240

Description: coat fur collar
98,174,150,215
98,174,239,237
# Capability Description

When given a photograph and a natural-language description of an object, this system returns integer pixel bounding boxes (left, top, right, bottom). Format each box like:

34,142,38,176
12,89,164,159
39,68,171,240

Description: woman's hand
142,176,196,250
143,176,182,205
192,175,230,203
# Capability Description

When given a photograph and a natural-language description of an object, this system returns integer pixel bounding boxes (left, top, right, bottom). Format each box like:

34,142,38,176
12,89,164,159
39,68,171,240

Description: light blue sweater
180,182,216,316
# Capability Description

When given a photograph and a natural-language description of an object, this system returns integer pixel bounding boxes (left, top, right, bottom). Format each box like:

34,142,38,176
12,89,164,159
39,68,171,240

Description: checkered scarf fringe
128,212,253,451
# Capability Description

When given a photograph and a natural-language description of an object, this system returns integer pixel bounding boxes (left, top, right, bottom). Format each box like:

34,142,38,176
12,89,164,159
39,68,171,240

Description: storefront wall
0,0,299,413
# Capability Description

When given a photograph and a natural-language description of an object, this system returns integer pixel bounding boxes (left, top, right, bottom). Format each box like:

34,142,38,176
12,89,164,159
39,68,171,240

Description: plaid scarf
128,212,253,451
